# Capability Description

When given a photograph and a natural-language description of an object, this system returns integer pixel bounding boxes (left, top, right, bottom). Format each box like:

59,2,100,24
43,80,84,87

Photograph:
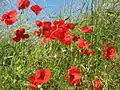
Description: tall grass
0,0,120,90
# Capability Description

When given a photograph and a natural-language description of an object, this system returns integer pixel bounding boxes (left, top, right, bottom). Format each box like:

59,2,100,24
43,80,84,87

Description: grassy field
0,0,120,90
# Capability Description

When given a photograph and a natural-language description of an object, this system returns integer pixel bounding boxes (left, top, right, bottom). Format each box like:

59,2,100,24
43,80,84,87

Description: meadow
0,0,120,90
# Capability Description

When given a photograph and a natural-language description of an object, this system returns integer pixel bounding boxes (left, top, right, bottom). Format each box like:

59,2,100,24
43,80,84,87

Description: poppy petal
77,38,92,48
18,0,30,10
7,10,17,17
1,13,8,21
80,26,93,33
21,34,29,39
67,23,76,30
103,46,116,60
42,21,51,30
18,28,25,34
12,37,21,42
31,5,43,15
4,17,17,25
81,49,94,55
29,84,37,90
36,20,42,27
77,38,85,48
29,76,35,84
94,79,102,90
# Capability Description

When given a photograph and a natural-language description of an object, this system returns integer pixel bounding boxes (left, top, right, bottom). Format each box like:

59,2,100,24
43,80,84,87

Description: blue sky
34,0,71,7
1,0,93,14
1,0,92,15
33,0,73,15
32,0,92,20
0,0,92,22
1,0,73,15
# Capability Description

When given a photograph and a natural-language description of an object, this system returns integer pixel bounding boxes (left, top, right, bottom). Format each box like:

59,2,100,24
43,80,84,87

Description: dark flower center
39,73,45,80
6,15,10,19
70,74,74,80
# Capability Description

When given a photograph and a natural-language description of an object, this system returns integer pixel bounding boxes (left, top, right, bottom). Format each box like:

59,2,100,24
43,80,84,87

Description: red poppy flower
67,23,76,30
36,20,51,30
81,49,94,55
42,21,51,30
66,66,82,86
29,76,35,84
53,20,65,27
31,5,43,15
53,20,64,25
72,35,80,41
44,30,53,40
49,28,65,40
18,0,30,10
29,69,51,89
59,33,73,45
77,38,92,48
1,10,17,25
29,76,37,90
36,20,42,27
35,69,51,85
80,26,93,33
103,46,116,60
12,28,29,42
29,83,37,90
35,20,76,45
12,36,21,42
44,26,57,39
94,79,102,90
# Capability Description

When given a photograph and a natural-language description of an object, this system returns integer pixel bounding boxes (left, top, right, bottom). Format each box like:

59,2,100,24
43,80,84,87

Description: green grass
0,0,120,90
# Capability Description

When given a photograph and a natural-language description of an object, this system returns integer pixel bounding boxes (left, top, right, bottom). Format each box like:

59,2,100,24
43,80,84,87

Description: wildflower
81,49,94,55
36,20,51,29
80,26,93,33
18,0,30,10
72,35,80,41
29,69,51,90
36,20,42,27
29,83,36,90
77,38,92,48
103,45,116,60
1,10,17,25
94,79,102,90
66,66,82,86
34,69,51,85
42,21,51,30
53,20,65,26
36,19,75,45
50,28,66,40
66,23,76,30
12,28,29,42
59,33,73,45
31,5,43,15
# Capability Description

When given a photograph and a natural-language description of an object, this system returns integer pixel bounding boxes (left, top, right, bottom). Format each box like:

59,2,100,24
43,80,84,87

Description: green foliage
0,0,120,90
